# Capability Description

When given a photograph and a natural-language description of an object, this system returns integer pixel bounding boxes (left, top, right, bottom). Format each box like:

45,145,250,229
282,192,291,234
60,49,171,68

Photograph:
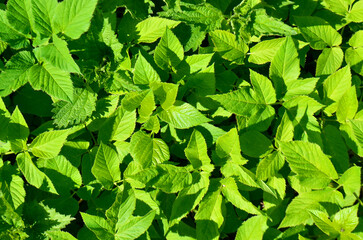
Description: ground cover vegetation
0,0,362,239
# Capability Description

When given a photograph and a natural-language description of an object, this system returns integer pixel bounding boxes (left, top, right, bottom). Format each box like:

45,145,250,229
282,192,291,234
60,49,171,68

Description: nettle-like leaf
0,1,362,239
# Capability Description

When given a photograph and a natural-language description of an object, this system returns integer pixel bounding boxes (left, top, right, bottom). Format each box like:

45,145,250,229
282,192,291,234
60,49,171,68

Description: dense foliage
0,0,362,239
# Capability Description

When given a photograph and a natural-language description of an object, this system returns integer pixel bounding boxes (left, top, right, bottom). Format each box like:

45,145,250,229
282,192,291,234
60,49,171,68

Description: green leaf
338,166,361,201
340,119,363,156
345,47,363,76
323,66,351,115
158,101,210,129
47,231,77,240
115,210,155,240
269,37,300,99
150,82,178,110
279,141,338,189
136,17,180,43
294,16,342,50
256,151,285,180
52,87,97,128
235,215,268,240
215,128,246,165
322,125,349,174
333,205,359,233
240,130,273,158
322,0,349,16
107,184,136,225
336,86,358,123
309,210,340,237
0,51,34,97
316,47,344,76
154,27,184,70
8,106,29,153
210,30,248,64
29,129,69,159
130,131,170,168
195,181,224,240
81,212,114,240
16,152,57,194
0,9,29,49
31,0,58,37
170,172,210,226
220,177,262,215
133,52,161,85
0,163,26,210
98,106,136,143
28,63,74,102
248,38,285,65
38,155,82,194
185,129,213,171
34,35,80,73
53,0,98,39
154,164,193,193
91,143,121,189
347,1,363,23
6,0,32,35
280,188,343,228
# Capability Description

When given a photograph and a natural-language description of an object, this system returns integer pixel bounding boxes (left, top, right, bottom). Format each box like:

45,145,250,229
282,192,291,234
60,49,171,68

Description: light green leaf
158,101,210,129
349,30,363,48
130,131,169,168
6,0,32,35
0,51,34,97
294,16,342,50
345,47,363,76
98,107,136,143
115,210,155,240
91,143,121,189
340,119,363,156
31,0,57,37
269,37,300,99
210,30,248,64
53,0,98,39
154,164,192,193
284,77,318,101
336,86,358,123
279,188,343,228
235,215,268,240
256,151,285,180
8,106,29,153
250,69,276,105
136,17,180,43
170,172,210,226
347,1,363,23
38,155,82,194
34,35,80,73
280,141,338,189
316,47,344,76
30,129,68,159
220,177,262,215
47,231,77,240
338,166,361,201
185,129,213,171
150,82,178,110
29,63,74,102
215,128,246,165
333,205,359,233
0,163,26,210
16,152,57,194
195,181,224,240
154,27,184,70
248,38,285,65
323,66,351,115
81,212,114,240
309,210,340,237
322,0,349,16
133,52,161,85
276,111,294,143
53,87,97,128
0,10,29,49
108,184,136,226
